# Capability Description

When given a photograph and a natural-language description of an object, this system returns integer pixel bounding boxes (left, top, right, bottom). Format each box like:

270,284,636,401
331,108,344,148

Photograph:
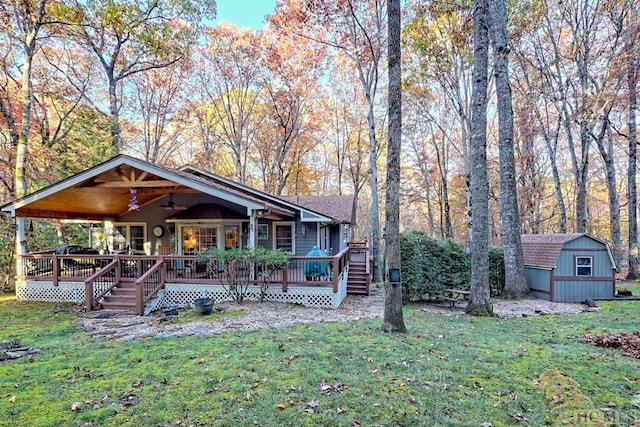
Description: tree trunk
15,6,43,199
627,4,639,279
382,0,406,333
367,100,382,284
488,0,528,299
466,0,493,317
107,75,122,151
594,107,624,268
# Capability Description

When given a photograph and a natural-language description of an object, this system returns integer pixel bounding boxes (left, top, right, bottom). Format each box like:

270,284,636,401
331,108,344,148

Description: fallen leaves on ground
578,331,640,358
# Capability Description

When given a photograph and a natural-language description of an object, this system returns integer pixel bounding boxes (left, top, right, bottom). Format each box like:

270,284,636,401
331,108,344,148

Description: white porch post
248,211,256,249
15,217,26,274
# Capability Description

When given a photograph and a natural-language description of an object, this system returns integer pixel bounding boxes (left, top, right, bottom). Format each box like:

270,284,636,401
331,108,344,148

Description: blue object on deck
304,246,329,279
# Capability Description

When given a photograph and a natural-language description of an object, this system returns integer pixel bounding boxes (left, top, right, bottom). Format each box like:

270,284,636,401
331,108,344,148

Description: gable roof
0,155,263,220
521,233,616,270
279,195,354,224
0,155,346,224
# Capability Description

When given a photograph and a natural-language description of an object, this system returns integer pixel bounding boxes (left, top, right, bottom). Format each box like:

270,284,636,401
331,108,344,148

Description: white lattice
16,279,85,303
158,281,346,309
15,277,348,311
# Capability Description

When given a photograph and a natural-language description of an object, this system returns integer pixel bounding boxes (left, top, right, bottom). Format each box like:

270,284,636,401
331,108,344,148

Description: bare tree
0,0,48,198
488,0,528,298
196,25,265,184
382,0,406,333
56,0,215,149
274,0,386,282
466,0,493,316
626,1,639,279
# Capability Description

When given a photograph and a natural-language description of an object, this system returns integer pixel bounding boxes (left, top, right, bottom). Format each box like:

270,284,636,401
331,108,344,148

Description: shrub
198,248,291,303
400,231,504,303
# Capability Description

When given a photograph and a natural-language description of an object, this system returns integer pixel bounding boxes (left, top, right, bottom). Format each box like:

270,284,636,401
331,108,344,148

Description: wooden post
53,254,60,287
160,257,167,284
282,267,288,293
115,255,121,282
85,280,94,312
332,256,339,293
136,281,144,316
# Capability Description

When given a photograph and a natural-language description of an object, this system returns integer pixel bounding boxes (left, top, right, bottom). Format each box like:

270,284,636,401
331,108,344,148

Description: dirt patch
76,287,596,341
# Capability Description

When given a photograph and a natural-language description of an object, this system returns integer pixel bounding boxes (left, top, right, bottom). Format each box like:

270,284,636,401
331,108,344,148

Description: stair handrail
85,259,119,312
134,259,166,315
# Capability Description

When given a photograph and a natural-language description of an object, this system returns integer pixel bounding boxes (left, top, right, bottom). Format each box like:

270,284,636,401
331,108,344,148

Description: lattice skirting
16,279,85,303
15,276,349,310
159,280,347,309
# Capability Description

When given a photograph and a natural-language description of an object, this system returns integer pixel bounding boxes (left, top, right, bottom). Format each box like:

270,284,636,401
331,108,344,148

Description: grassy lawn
1,289,640,427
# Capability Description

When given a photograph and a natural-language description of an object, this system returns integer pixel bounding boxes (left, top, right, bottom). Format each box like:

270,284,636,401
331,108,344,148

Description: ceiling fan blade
159,194,186,209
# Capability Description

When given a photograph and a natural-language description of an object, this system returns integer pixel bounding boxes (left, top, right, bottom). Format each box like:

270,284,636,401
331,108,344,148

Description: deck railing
19,247,351,312
134,260,165,315
85,259,118,311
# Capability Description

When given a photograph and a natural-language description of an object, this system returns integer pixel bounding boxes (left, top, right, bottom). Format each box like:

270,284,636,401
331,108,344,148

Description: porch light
128,188,140,211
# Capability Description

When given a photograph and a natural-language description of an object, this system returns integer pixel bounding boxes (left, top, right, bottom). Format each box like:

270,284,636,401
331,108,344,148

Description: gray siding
525,267,552,301
553,280,614,302
524,234,615,303
556,236,612,277
329,225,341,254
296,223,320,255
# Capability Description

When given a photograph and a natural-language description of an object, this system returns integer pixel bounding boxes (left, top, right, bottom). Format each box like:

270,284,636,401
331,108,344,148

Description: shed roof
521,233,616,270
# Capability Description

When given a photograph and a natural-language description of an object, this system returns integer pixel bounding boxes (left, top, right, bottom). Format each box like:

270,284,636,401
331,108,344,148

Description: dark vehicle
55,245,99,255
55,245,99,273
25,245,99,276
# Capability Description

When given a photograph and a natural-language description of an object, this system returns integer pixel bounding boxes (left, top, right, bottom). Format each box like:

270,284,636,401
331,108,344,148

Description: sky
213,0,278,30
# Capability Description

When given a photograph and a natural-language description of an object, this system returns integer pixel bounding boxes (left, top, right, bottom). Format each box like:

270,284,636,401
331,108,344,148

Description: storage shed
521,233,617,303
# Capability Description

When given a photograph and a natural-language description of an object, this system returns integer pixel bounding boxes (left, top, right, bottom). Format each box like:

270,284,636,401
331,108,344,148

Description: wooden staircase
100,281,138,312
347,252,370,295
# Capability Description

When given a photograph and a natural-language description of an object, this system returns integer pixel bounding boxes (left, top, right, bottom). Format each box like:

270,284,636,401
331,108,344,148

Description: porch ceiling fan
160,193,187,210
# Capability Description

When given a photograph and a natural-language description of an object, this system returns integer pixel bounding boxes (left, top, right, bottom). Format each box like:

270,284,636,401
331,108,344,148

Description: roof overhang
0,155,263,220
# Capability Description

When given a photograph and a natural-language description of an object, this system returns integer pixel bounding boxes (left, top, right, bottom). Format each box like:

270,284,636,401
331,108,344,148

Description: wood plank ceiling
15,165,197,220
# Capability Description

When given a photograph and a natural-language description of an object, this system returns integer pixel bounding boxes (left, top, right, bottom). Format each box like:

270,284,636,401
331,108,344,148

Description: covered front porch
16,245,368,314
3,155,369,313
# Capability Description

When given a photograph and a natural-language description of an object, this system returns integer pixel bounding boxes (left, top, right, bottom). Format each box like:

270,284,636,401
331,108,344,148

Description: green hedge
400,231,504,303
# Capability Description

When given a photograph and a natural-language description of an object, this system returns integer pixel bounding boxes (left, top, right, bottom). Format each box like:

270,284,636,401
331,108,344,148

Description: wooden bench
434,295,461,309
444,288,470,300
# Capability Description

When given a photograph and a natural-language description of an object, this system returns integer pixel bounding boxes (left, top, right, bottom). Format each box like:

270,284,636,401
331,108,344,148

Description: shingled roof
279,195,354,224
521,233,606,269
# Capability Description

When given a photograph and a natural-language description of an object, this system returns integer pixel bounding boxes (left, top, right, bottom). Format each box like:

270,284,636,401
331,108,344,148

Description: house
1,155,370,313
521,233,616,303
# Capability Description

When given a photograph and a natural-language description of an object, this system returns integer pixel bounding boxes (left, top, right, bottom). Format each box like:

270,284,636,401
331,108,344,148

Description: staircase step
101,301,137,312
103,294,136,302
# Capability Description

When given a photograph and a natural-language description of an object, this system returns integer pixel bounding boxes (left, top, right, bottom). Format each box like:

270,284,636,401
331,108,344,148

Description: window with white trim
576,256,593,276
274,222,294,252
110,223,146,252
182,225,218,254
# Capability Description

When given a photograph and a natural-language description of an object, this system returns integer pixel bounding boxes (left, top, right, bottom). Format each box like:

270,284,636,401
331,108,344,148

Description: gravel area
76,287,594,341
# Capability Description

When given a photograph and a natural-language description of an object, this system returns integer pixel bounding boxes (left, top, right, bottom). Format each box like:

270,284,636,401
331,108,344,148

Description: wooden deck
17,244,370,314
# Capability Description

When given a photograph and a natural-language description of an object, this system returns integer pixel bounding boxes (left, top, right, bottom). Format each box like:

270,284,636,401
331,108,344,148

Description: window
183,226,218,254
274,223,294,252
110,223,146,252
224,225,240,250
257,224,269,240
576,256,593,276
